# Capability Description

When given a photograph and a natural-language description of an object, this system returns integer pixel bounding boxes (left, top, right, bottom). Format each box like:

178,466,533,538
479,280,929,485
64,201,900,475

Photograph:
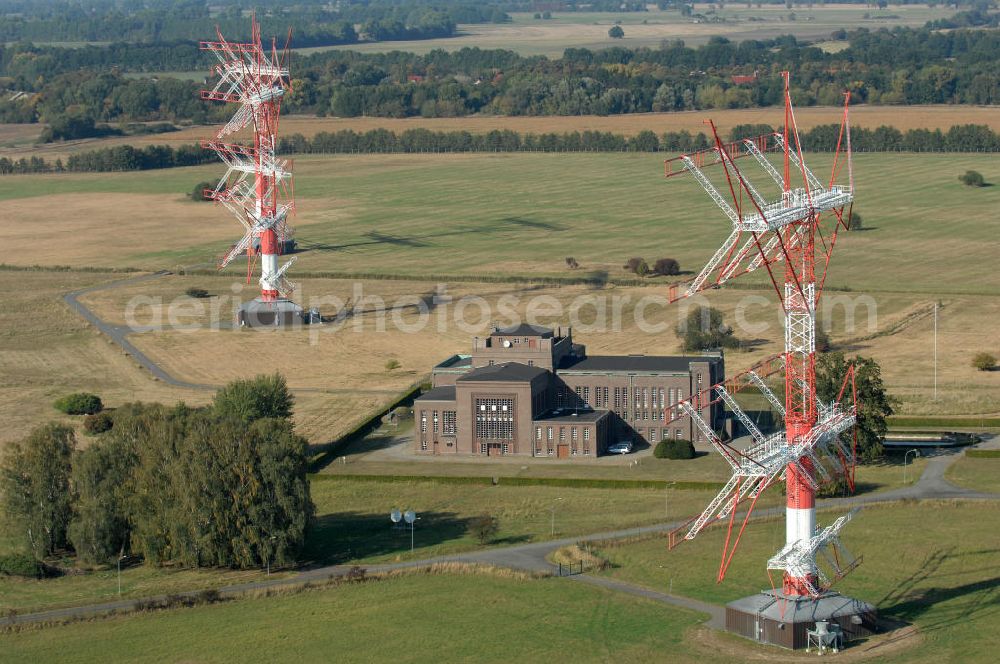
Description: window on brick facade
475,397,514,440
420,440,428,451
442,411,456,435
433,410,438,433
420,411,427,433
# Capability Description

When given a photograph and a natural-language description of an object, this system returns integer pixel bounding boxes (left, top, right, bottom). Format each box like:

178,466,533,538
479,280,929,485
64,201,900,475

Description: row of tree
0,375,313,568
5,121,999,176
5,26,1000,124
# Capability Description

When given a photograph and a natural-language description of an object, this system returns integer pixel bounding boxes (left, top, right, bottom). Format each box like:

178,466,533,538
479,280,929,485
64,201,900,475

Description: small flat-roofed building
414,324,724,458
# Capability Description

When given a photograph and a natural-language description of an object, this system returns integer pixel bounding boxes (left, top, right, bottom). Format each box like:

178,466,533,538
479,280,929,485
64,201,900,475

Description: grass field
0,571,706,663
944,456,1000,494
6,105,1000,162
596,500,1000,663
2,152,998,297
0,149,996,445
300,5,953,56
0,457,927,615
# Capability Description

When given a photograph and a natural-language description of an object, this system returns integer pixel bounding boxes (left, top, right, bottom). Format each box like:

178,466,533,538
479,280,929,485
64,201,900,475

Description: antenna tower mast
660,74,876,646
201,16,298,323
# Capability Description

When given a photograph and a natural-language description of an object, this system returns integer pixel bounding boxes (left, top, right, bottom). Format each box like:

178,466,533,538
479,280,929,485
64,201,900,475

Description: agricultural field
593,500,1000,663
6,105,1000,162
0,571,707,663
0,149,997,451
300,5,955,57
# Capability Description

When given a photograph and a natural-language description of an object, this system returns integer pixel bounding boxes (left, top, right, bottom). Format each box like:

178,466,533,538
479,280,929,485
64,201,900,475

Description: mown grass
0,459,922,615
0,571,705,663
944,456,1000,494
2,152,997,299
594,500,1000,663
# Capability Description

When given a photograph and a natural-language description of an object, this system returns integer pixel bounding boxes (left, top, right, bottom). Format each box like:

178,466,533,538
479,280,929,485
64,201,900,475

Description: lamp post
550,497,563,536
404,510,418,551
904,449,920,485
266,535,277,577
117,554,127,596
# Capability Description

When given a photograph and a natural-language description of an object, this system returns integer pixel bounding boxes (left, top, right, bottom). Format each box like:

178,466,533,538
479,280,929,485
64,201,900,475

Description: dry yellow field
75,272,1000,424
3,105,999,161
0,270,209,447
4,193,237,268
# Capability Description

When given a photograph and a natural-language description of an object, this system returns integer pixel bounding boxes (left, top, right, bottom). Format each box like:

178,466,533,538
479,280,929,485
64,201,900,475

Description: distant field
596,500,1000,663
301,5,953,56
6,104,1000,161
0,572,706,663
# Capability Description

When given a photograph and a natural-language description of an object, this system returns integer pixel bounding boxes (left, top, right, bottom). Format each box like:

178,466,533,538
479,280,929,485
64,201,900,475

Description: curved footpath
4,442,997,629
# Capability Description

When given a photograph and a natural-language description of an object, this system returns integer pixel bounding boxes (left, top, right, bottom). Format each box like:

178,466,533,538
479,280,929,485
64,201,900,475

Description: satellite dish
390,509,402,523
503,339,512,348
403,510,416,524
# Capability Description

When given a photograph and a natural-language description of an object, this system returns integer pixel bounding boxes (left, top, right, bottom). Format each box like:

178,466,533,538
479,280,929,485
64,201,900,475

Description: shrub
565,256,579,270
53,392,103,415
82,411,114,435
608,25,625,38
654,439,696,460
972,352,997,371
385,359,401,371
185,287,209,298
191,181,214,201
0,552,45,578
468,515,500,544
653,258,680,275
623,257,648,276
847,211,863,231
959,170,985,187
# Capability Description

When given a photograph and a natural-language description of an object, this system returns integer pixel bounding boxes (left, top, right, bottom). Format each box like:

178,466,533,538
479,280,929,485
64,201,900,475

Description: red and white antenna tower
662,74,865,608
201,16,295,309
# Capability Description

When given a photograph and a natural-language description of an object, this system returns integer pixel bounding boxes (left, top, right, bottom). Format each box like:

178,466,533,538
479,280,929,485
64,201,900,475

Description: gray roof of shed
415,386,456,402
558,354,719,373
457,362,548,383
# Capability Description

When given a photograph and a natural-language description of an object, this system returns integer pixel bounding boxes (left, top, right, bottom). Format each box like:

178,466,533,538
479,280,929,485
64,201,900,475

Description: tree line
0,374,312,569
0,0,507,47
4,122,999,176
4,25,1000,127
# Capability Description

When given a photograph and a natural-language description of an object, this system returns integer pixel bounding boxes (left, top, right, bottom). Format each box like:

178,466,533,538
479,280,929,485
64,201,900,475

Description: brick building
414,324,724,458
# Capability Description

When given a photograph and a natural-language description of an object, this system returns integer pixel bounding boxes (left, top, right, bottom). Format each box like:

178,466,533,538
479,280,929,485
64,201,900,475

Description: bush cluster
53,392,103,415
82,411,114,435
654,439,696,460
0,552,46,578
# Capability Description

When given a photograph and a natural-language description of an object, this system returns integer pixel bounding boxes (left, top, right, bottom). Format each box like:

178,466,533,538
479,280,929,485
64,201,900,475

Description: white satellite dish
502,339,512,348
403,510,417,524
390,509,402,523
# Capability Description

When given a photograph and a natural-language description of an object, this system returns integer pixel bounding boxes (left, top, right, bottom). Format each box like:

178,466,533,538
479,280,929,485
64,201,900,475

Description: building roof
533,408,609,424
457,362,548,383
727,591,875,623
415,385,456,402
491,323,553,338
558,354,720,374
433,354,472,371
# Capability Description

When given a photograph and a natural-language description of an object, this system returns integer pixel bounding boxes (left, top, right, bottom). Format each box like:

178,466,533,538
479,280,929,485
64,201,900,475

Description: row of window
474,397,515,440
420,409,458,436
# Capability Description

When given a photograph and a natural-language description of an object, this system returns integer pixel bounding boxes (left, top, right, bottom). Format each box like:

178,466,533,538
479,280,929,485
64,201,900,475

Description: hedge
308,473,724,492
0,553,46,578
965,449,1000,458
888,416,1000,428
